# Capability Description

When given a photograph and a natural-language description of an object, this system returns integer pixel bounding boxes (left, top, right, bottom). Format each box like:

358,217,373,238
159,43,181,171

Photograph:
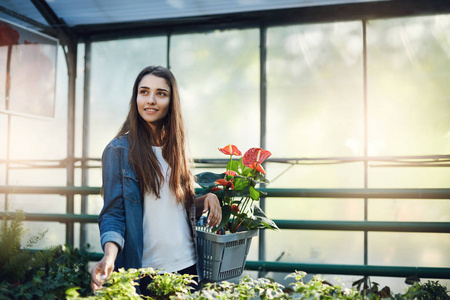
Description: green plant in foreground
147,272,196,298
0,244,92,299
67,267,196,300
397,280,450,300
65,266,450,300
0,209,49,283
0,207,91,299
287,271,363,300
182,277,286,300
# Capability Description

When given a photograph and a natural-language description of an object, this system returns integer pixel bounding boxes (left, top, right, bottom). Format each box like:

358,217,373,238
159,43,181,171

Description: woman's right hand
90,242,119,291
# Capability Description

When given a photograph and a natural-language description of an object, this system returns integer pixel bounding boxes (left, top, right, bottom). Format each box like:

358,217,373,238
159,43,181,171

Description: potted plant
195,144,279,282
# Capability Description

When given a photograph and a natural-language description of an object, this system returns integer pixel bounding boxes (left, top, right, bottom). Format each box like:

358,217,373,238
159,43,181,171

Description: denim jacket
98,135,198,272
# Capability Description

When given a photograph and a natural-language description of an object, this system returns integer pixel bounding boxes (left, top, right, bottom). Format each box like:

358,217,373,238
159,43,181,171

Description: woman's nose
147,93,156,104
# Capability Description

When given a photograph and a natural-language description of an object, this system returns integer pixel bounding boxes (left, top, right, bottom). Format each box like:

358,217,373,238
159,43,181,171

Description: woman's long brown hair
116,66,195,206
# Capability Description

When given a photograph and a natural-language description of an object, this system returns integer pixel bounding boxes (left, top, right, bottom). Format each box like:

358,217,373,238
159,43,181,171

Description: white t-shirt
141,146,196,273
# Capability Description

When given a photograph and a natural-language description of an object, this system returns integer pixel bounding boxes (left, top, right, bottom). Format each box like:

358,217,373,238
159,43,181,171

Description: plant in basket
196,144,279,234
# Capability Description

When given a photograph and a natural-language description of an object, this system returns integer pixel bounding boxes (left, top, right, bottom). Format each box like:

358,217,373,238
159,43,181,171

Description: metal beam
258,23,268,275
1,186,450,199
0,186,100,195
273,220,450,233
245,261,450,279
80,40,92,250
30,0,63,27
0,212,97,223
30,0,78,248
2,212,448,234
262,188,450,199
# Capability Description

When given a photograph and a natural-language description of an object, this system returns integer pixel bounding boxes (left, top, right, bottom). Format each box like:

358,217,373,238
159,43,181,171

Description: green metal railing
1,185,450,279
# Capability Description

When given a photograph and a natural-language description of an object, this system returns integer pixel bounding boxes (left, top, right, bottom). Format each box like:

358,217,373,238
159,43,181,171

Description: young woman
90,66,221,294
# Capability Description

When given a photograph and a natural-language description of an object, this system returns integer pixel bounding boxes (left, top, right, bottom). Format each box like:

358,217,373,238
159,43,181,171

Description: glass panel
7,194,66,214
369,199,450,222
267,230,364,264
88,37,167,157
369,232,450,268
170,29,260,159
366,15,450,279
9,168,66,187
87,168,103,215
367,15,450,156
266,163,364,188
0,20,58,118
268,198,364,221
0,155,5,184
264,20,365,265
0,114,5,159
267,21,363,158
22,221,66,249
8,46,67,160
369,166,450,188
85,223,101,253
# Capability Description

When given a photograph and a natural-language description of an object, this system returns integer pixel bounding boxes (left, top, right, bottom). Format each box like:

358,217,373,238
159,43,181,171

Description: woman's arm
92,144,126,291
98,145,126,252
90,242,119,291
195,193,222,228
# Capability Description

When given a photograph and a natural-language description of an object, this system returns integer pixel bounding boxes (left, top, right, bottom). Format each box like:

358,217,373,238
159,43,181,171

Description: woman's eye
158,92,168,97
139,90,148,95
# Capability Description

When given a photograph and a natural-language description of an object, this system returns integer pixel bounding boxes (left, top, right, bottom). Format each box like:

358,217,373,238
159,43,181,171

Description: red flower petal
247,162,266,174
211,187,222,192
218,144,242,156
243,148,271,166
231,204,239,212
215,178,234,189
225,170,238,176
215,179,229,186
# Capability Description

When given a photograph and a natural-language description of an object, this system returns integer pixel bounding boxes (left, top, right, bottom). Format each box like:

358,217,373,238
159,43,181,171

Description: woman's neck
148,124,164,147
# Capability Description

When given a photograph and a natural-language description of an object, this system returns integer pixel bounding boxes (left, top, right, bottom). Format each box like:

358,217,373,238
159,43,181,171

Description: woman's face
136,74,171,132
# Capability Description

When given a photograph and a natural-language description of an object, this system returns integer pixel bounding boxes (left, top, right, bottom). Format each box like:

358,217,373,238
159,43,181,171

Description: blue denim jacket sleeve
98,144,126,252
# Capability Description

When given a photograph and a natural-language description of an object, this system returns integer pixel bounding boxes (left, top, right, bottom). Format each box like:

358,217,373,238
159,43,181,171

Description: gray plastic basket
196,226,258,282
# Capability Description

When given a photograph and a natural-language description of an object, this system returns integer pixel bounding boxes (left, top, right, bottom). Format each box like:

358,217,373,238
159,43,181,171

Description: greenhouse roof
1,0,449,40
1,0,385,27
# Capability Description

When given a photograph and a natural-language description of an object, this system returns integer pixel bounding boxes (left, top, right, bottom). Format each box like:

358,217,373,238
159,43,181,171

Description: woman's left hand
203,193,222,228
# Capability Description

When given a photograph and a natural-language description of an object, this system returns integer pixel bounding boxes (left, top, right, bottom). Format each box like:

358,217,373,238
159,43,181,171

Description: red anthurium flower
215,178,234,190
247,162,266,174
211,187,222,192
225,170,238,176
243,148,271,166
219,144,242,156
231,204,239,212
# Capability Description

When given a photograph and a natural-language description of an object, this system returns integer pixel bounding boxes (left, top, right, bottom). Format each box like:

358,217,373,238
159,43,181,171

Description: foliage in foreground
66,268,450,300
0,209,92,299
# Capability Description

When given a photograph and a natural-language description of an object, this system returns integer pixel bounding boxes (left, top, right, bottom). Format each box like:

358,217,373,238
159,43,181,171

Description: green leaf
233,177,248,191
240,217,263,230
212,205,231,232
195,172,225,189
249,186,260,200
253,205,279,230
227,160,240,173
228,187,250,198
242,167,253,177
259,178,270,184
